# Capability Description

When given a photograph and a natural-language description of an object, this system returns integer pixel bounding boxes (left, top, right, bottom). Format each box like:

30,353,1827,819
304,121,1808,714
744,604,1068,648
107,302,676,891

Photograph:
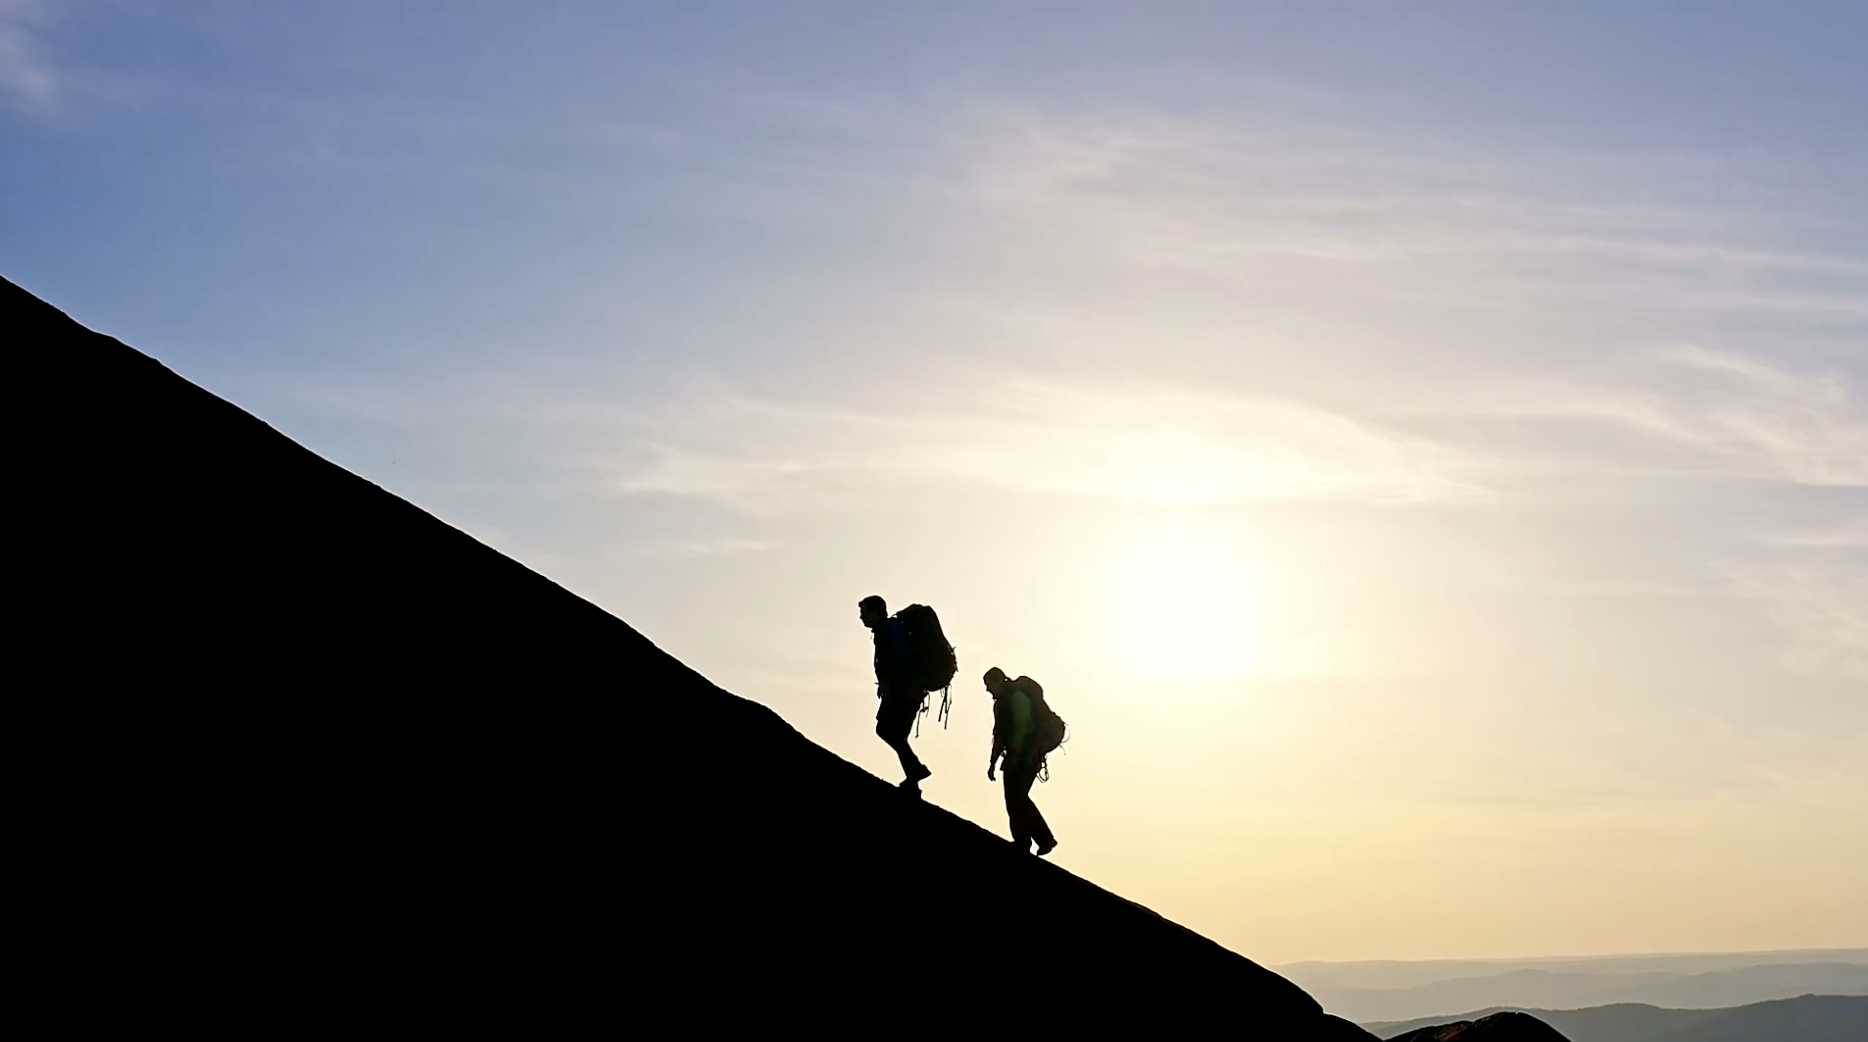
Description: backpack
894,604,958,729
1015,676,1068,757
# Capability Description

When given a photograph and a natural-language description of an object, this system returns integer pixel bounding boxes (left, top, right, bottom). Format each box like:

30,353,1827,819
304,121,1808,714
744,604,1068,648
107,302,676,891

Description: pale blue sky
6,3,1864,961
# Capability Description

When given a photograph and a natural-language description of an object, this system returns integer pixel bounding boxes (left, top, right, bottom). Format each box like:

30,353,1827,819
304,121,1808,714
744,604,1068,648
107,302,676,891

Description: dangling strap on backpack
911,687,955,739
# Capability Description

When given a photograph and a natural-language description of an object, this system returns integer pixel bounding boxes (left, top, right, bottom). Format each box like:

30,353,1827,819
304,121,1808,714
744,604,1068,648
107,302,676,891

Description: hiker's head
983,666,1009,696
858,594,887,629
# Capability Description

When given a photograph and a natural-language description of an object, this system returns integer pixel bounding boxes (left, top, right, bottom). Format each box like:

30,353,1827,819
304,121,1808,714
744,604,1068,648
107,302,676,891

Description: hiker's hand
986,763,996,781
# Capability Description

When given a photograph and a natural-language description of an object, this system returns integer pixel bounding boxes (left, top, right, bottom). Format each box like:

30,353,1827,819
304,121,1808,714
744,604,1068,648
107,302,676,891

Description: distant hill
1307,960,1868,1022
1372,1003,1724,1042
1389,1011,1572,1041
1368,994,1868,1042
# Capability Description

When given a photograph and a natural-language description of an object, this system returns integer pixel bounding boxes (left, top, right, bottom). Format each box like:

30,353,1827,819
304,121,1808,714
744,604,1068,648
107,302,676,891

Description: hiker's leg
1003,767,1031,849
876,697,923,780
874,714,909,772
1010,758,1053,851
1010,757,1049,846
892,739,922,779
1027,790,1055,852
896,717,924,776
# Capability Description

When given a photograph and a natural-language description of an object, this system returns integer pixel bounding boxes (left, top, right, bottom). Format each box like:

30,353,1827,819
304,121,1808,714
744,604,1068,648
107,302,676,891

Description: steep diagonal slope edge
14,275,1370,1033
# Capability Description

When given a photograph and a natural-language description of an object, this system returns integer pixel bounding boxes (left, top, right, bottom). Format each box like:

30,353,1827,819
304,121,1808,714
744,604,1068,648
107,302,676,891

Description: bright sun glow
1101,515,1261,682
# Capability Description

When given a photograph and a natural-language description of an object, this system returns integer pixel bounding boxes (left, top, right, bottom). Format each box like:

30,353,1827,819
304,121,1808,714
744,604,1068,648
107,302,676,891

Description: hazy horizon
1274,948,1868,1024
6,3,1863,963
1277,946,1868,968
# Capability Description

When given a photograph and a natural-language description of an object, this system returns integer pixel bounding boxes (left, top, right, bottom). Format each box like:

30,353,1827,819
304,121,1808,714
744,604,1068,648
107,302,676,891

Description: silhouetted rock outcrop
15,274,1377,1033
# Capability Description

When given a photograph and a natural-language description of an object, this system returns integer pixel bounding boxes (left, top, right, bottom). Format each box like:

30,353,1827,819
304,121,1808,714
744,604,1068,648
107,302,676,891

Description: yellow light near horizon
1100,515,1261,684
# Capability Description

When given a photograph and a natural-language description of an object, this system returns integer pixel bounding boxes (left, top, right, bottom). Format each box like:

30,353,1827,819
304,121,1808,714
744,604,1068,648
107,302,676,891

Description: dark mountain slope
14,274,1372,1033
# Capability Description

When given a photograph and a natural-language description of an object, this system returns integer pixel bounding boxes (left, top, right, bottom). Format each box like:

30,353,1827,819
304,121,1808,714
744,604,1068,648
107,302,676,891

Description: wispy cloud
920,99,1868,316
0,0,56,112
1763,518,1868,549
1737,561,1868,687
608,346,1863,521
1666,348,1868,486
611,381,1478,512
1746,517,1868,688
623,535,775,560
617,445,818,508
1434,348,1868,489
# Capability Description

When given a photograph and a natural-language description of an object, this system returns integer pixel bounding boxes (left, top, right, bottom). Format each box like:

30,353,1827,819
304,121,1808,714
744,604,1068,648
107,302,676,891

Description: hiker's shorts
875,692,921,742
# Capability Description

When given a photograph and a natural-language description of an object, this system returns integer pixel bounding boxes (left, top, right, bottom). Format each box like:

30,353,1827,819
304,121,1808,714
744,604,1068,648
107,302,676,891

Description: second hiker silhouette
860,595,933,793
985,666,1061,857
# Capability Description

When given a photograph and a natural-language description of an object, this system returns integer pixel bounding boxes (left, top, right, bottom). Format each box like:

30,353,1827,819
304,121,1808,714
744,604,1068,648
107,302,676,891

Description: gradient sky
6,3,1864,963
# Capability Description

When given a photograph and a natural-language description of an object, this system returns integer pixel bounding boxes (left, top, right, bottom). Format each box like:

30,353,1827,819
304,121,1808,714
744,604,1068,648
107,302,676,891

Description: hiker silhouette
861,594,932,791
984,666,1059,857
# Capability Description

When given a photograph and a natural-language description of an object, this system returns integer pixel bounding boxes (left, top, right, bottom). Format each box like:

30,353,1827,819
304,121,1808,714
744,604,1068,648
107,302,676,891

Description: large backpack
894,604,958,728
1015,676,1068,758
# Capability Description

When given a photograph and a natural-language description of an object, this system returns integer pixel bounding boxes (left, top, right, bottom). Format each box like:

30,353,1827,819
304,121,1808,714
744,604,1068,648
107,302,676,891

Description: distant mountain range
1367,994,1867,1042
1278,951,1868,1022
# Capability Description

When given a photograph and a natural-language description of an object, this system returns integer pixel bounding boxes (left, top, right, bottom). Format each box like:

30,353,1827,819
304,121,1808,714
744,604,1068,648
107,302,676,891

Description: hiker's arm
987,701,1006,778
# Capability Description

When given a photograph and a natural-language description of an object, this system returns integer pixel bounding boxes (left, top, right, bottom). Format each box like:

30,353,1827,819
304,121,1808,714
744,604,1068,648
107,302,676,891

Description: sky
5,2,1864,963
